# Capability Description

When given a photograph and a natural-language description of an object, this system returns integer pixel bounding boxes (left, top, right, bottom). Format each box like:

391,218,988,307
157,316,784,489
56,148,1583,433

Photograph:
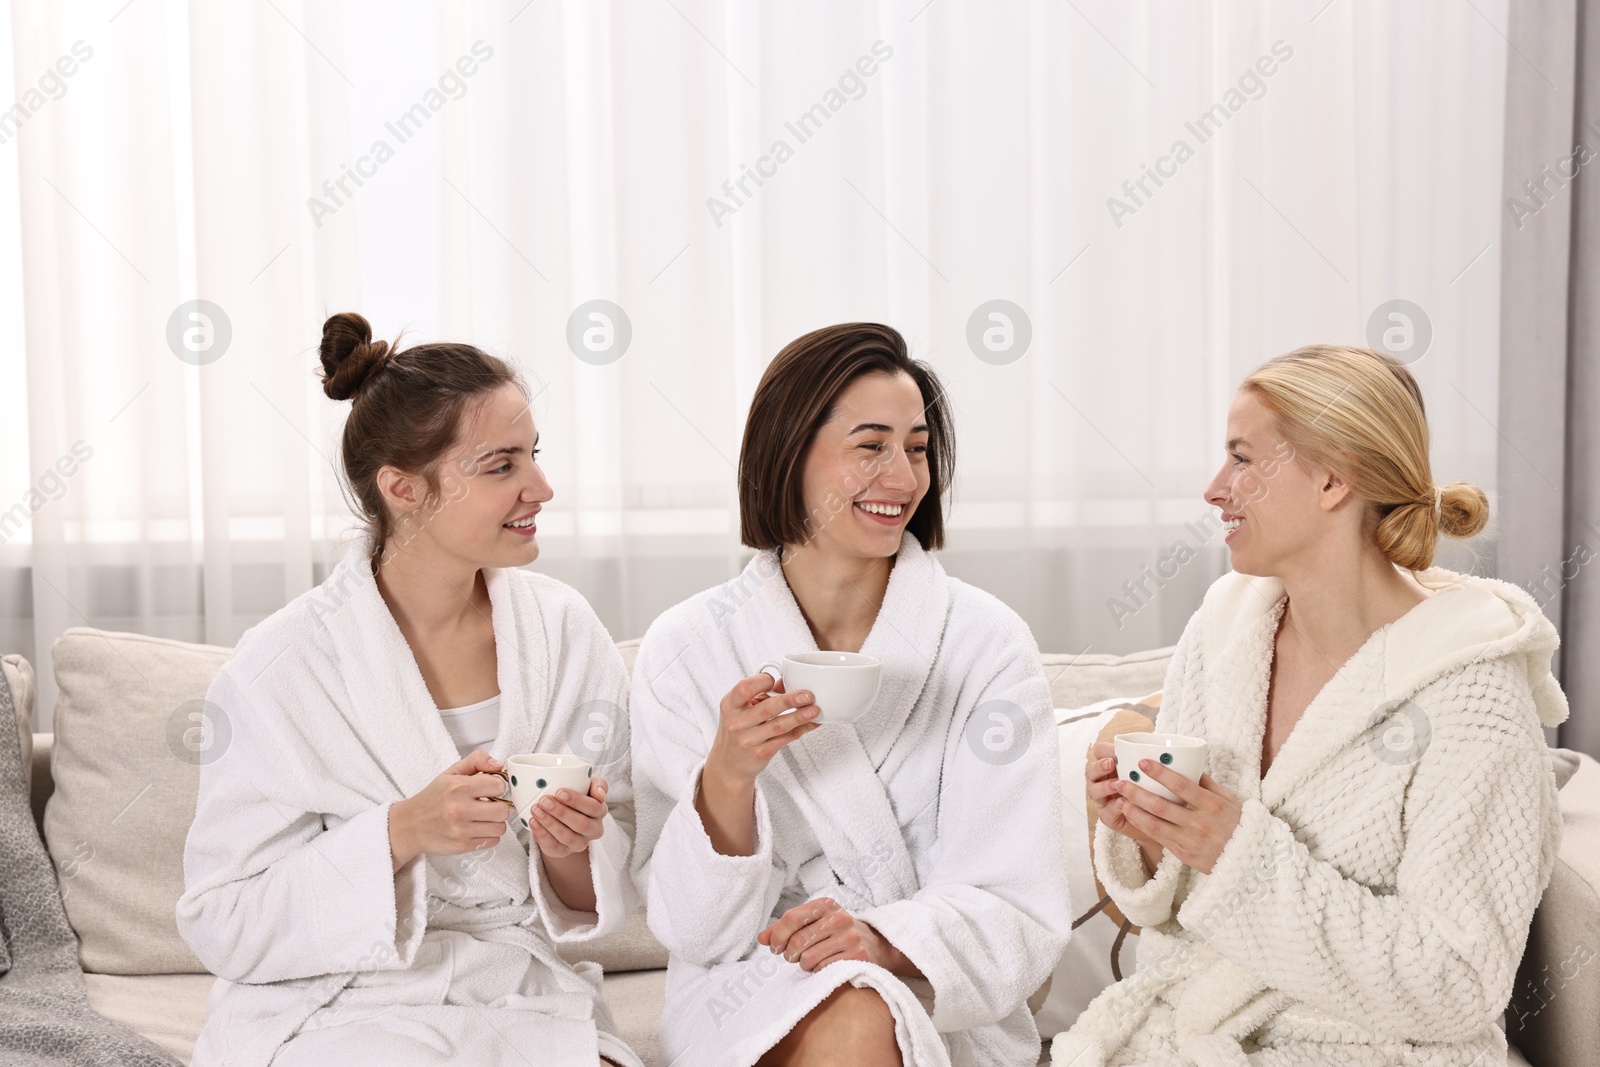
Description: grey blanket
0,667,181,1065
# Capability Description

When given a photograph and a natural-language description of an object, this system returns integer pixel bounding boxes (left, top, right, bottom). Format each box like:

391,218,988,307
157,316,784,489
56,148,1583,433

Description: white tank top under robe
438,693,501,758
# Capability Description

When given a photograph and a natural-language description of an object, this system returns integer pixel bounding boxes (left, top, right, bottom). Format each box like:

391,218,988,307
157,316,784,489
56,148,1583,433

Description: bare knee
757,986,901,1067
837,987,898,1055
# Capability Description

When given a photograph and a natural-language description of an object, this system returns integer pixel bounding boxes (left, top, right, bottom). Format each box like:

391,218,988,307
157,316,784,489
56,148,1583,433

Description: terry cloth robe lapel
1156,579,1292,1046
318,552,558,911
743,534,950,907
178,532,643,1067
1202,569,1545,814
1197,573,1389,812
323,555,548,797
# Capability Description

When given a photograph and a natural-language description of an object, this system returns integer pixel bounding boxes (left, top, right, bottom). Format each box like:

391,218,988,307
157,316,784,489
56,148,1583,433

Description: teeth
504,516,536,528
856,502,904,517
1225,517,1243,532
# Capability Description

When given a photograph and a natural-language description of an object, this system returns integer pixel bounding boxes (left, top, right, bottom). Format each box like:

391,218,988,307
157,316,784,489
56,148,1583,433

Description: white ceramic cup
1113,732,1208,803
492,753,594,830
758,651,882,725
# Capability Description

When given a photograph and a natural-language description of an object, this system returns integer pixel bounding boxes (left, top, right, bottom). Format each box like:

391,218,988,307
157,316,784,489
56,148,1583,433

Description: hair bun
319,312,396,402
1436,481,1489,540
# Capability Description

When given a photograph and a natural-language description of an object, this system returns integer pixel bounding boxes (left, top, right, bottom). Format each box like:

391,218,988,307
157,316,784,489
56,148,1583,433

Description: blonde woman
1057,345,1566,1066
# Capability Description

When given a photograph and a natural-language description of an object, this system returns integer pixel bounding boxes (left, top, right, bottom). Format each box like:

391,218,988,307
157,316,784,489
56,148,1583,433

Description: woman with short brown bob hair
632,323,1071,1067
736,323,955,554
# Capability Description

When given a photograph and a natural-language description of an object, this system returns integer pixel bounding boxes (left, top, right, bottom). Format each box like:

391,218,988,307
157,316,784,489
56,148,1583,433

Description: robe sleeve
176,659,431,984
527,600,638,941
1093,821,1187,929
855,614,1073,1033
630,626,787,968
530,809,634,941
1091,610,1205,929
1174,658,1556,1042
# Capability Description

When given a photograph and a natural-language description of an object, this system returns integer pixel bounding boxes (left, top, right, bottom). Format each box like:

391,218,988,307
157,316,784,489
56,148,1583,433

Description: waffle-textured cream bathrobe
1053,567,1567,1067
632,534,1071,1067
176,533,641,1067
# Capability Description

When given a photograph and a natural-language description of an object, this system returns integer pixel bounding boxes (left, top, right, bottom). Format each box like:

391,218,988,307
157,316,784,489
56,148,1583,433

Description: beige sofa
9,628,1598,1066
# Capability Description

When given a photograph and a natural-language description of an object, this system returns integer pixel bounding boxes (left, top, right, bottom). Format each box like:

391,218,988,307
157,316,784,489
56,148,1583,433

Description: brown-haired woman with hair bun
1062,345,1569,1065
177,313,642,1067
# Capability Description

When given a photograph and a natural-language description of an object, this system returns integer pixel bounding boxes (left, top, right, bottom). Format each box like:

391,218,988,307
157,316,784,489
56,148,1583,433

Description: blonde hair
1241,344,1488,571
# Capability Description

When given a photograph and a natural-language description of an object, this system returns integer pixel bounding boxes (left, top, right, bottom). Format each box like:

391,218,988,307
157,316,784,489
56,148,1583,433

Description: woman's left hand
1110,761,1242,875
529,776,609,860
758,897,919,976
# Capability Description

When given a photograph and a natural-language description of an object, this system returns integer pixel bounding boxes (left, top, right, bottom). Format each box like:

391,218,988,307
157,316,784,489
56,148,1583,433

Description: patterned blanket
0,666,180,1065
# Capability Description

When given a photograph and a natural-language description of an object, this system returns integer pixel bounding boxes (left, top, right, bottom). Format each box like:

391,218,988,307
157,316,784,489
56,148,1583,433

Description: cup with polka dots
501,753,594,830
1113,732,1208,804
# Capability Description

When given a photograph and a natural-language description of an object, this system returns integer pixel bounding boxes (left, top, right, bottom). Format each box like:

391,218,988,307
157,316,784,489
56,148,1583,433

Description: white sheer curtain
1,0,1507,727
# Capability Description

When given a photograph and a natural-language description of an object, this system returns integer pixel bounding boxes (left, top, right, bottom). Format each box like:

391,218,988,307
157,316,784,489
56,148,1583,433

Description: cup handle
483,767,514,807
757,660,783,688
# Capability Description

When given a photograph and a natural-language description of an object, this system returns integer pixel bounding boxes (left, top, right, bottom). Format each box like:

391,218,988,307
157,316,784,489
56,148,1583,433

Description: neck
1275,544,1425,659
373,541,490,635
778,541,895,653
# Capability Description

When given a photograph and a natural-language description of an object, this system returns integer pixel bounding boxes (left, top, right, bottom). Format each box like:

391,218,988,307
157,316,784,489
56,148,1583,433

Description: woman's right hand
1088,740,1163,871
696,674,820,857
389,749,510,872
704,673,821,789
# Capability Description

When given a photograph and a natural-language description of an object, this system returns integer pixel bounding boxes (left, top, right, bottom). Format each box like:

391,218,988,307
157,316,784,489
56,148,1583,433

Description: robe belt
427,899,602,1006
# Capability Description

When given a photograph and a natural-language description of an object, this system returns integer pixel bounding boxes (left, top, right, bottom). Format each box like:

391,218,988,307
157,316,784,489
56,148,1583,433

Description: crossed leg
756,985,904,1067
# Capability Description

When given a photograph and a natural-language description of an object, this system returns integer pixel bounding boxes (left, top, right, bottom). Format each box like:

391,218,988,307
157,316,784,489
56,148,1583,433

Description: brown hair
1241,344,1488,571
318,312,525,573
738,323,955,552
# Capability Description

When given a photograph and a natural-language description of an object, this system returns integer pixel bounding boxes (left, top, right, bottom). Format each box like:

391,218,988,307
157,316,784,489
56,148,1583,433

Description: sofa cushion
83,972,215,1065
1034,697,1153,1038
1549,745,1582,790
2,652,35,790
1042,647,1172,711
1508,751,1600,1065
601,969,666,1066
616,638,641,676
45,628,231,973
557,907,668,973
82,969,669,1067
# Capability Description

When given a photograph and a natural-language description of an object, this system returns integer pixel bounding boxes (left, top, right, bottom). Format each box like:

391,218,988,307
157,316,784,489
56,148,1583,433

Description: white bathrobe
176,533,641,1067
631,534,1072,1067
1053,567,1567,1067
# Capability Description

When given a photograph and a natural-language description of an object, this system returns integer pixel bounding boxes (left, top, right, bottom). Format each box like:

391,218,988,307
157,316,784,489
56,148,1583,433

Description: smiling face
793,371,932,561
1203,389,1353,578
378,382,553,569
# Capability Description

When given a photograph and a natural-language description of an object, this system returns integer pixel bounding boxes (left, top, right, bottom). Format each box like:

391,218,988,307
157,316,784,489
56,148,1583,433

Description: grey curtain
1499,0,1598,758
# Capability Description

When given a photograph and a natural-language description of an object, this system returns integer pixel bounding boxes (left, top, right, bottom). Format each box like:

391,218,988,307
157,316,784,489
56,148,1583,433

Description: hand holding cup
389,749,512,869
1102,733,1243,876
706,673,822,787
494,753,609,859
1087,740,1159,848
